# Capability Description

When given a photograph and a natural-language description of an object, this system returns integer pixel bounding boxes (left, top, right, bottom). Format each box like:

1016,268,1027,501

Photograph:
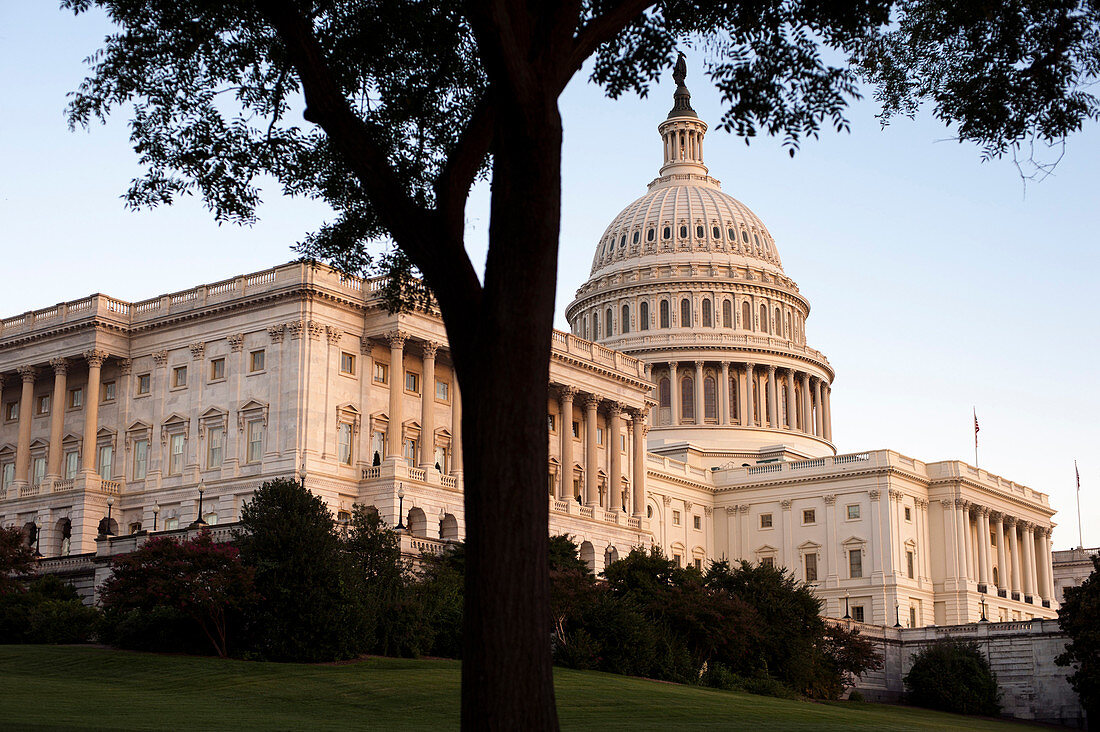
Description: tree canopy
1057,554,1100,725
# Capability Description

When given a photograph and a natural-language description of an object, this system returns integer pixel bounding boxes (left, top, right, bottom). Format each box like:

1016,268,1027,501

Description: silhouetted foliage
0,526,36,595
0,575,100,644
1057,554,1100,726
904,639,1001,716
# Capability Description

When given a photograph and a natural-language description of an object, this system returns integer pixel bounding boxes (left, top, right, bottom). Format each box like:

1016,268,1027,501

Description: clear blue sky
2,3,1097,549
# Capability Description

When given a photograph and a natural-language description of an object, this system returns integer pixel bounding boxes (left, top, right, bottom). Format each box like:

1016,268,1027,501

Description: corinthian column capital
386,330,408,349
83,350,109,368
17,365,38,383
421,341,440,360
49,357,69,375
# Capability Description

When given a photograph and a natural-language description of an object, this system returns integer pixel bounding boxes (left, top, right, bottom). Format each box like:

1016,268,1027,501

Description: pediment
547,457,560,467
841,535,867,547
200,407,227,420
756,544,779,554
238,399,267,413
0,443,14,456
96,426,117,438
337,403,360,415
798,539,822,550
29,438,48,449
162,413,190,427
125,421,150,434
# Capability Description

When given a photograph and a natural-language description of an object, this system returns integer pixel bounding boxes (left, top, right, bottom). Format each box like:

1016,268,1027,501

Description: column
744,363,755,426
558,386,576,500
1022,522,1036,598
1037,528,1051,601
45,359,68,483
785,370,797,430
813,377,824,437
668,362,680,425
1007,518,1022,594
1043,528,1056,604
81,351,107,474
386,331,406,460
800,373,812,434
976,507,990,585
994,513,1007,590
766,365,778,428
584,395,599,506
14,366,37,486
419,342,438,469
942,500,960,579
955,499,970,583
822,385,833,441
631,408,647,517
451,379,463,475
607,402,622,512
693,361,704,424
719,362,730,426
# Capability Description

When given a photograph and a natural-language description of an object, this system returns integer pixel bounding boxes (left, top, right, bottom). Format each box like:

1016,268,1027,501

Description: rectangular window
760,513,773,529
35,395,50,415
209,358,225,381
1,462,14,490
596,427,603,445
33,457,46,485
132,440,147,481
911,606,918,628
172,366,187,388
852,606,865,623
338,423,353,465
761,556,775,568
693,515,701,530
69,388,83,409
249,350,265,373
694,558,703,571
102,381,116,402
434,445,446,472
403,438,418,462
907,550,915,579
247,420,264,463
847,504,861,520
672,510,681,526
805,553,818,582
548,414,556,433
374,363,388,384
803,508,816,525
572,421,580,438
137,373,151,395
904,506,912,522
65,451,79,480
850,548,863,578
436,380,449,401
98,445,113,479
673,554,683,568
405,372,419,393
207,426,224,469
371,430,386,463
169,434,185,475
340,352,356,375
4,402,17,421
164,517,179,531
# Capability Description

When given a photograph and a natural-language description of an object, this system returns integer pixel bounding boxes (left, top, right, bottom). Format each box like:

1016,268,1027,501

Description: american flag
1076,460,1080,492
973,408,980,436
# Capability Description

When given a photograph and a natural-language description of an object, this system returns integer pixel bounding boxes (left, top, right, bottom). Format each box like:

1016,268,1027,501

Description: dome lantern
658,53,709,178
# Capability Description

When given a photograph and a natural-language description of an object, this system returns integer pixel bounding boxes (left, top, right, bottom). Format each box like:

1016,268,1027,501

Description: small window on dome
679,225,688,238
663,226,671,240
741,229,749,243
646,227,655,241
728,228,736,240
696,225,705,238
754,233,761,246
632,231,640,245
712,226,721,239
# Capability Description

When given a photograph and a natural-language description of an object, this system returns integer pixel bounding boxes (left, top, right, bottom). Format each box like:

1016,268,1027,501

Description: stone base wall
846,618,1085,727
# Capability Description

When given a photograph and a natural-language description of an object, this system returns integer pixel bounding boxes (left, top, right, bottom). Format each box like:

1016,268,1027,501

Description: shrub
0,575,99,644
904,639,1000,715
848,689,865,702
1057,554,1100,727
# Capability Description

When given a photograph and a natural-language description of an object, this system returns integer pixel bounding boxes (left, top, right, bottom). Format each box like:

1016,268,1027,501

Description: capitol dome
565,60,836,463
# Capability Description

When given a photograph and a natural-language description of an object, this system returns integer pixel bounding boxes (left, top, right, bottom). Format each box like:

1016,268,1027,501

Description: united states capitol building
1,75,1059,629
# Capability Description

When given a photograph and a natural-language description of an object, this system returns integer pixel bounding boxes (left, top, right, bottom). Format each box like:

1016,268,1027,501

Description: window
405,372,420,393
646,227,654,241
102,381,116,402
249,350,265,372
434,445,447,472
33,457,46,486
592,311,599,336
639,301,649,330
596,427,603,445
210,358,225,381
172,366,187,388
904,506,912,521
672,510,681,526
680,298,691,327
374,363,388,384
65,451,79,480
680,376,695,422
5,402,18,421
847,504,861,520
659,300,670,328
68,388,83,409
694,558,703,571
621,304,630,334
722,300,733,328
849,548,863,578
679,225,688,238
337,422,353,465
701,299,712,328
712,225,721,239
548,414,556,433
852,606,865,623
803,509,816,525
658,377,671,410
247,420,264,463
673,553,683,567
761,556,775,568
371,430,386,463
695,224,704,238
906,550,915,579
436,380,449,401
132,440,147,481
910,606,917,628
164,517,179,531
760,513,773,529
605,307,614,337
340,352,356,375
759,303,769,334
647,505,653,518
403,438,418,462
663,226,671,239
35,395,50,415
0,463,13,491
207,426,224,469
805,553,818,582
169,434,185,475
693,515,701,530
741,301,751,330
571,421,579,439
98,445,113,479
137,373,151,394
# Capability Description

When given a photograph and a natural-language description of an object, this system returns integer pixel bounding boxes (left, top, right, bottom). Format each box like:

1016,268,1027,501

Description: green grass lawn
0,645,1041,731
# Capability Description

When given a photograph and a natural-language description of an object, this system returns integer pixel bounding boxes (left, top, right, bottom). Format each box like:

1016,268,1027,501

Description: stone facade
1054,546,1098,603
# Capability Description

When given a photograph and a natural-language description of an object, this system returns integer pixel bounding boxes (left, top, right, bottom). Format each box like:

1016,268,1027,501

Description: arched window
701,299,712,328
703,375,717,421
722,300,733,328
646,228,655,241
679,225,688,238
581,316,588,340
759,303,769,334
605,307,614,338
632,231,640,244
712,226,721,239
663,226,671,239
621,304,630,334
659,300,670,328
741,229,749,243
619,235,626,248
728,228,736,240
775,307,782,336
680,376,695,422
640,301,650,330
741,301,751,330
729,374,739,423
592,311,599,338
659,377,671,408
785,312,791,340
695,224,705,238
680,298,691,328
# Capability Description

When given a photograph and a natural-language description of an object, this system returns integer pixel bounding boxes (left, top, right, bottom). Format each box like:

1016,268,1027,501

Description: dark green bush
0,575,99,644
101,606,210,654
904,639,1000,715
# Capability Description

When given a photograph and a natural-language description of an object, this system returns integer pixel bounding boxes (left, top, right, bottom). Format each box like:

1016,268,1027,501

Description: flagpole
1076,460,1083,550
973,407,979,469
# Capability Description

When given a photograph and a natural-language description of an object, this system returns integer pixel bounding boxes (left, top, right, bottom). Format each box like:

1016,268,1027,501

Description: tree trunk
443,96,563,730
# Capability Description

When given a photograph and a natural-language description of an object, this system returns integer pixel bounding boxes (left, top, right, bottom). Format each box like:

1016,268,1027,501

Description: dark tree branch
566,0,660,86
435,92,496,234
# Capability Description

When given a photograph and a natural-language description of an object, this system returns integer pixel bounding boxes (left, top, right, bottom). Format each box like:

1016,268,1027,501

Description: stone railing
551,330,648,380
927,461,1049,506
360,458,461,493
646,453,711,483
18,483,39,498
52,478,74,493
101,480,122,495
714,451,873,487
601,331,831,368
400,533,449,556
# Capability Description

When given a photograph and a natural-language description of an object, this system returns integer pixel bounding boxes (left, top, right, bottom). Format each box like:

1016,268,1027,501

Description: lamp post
439,507,446,540
843,590,851,620
194,482,208,526
894,603,903,628
979,595,989,623
152,501,160,532
105,495,115,536
396,485,405,530
33,517,42,558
